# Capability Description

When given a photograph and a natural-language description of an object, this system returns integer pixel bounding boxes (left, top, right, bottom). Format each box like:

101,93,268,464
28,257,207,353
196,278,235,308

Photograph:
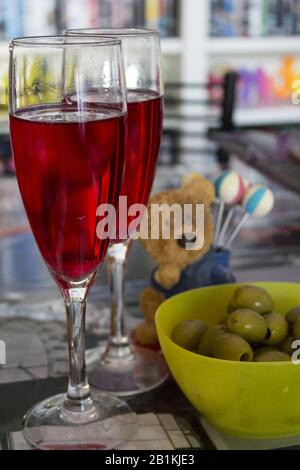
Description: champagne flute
9,35,136,450
65,29,169,396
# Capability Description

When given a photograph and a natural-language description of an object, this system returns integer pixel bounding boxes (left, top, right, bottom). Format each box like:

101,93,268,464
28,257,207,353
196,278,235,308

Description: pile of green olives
171,285,300,363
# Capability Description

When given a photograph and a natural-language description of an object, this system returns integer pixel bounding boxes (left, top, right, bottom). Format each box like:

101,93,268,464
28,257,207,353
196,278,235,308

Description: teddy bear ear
147,192,162,210
181,173,215,205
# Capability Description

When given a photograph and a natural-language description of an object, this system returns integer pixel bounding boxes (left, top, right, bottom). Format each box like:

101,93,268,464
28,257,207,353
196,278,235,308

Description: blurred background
1,2,300,168
0,0,300,286
0,0,300,387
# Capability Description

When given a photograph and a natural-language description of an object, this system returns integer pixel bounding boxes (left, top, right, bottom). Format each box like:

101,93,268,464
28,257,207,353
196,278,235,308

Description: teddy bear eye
177,234,197,248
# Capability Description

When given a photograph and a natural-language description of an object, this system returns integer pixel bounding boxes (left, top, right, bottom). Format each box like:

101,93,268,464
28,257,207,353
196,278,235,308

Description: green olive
263,314,289,346
227,309,267,342
279,335,296,356
293,318,300,340
254,350,290,362
228,301,236,313
198,325,227,357
228,285,274,315
211,333,253,362
287,307,300,326
172,320,207,351
254,346,277,358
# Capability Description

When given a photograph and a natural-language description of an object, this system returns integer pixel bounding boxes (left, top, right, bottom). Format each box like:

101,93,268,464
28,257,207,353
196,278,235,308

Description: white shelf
208,37,300,56
161,38,183,55
2,35,299,58
235,105,300,126
0,39,183,57
0,38,182,54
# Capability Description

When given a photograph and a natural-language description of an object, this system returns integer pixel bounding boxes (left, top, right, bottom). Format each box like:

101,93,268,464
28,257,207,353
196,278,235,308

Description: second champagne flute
66,28,169,396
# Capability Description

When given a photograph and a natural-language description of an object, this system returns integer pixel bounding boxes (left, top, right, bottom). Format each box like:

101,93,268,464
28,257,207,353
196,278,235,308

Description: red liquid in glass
114,90,163,239
10,106,126,286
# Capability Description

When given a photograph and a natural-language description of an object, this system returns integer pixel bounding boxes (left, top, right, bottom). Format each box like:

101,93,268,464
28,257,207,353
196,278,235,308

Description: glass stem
102,240,135,366
61,281,98,424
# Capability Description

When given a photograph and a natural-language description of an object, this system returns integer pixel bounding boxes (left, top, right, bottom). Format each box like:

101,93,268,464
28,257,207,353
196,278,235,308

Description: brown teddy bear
134,173,216,346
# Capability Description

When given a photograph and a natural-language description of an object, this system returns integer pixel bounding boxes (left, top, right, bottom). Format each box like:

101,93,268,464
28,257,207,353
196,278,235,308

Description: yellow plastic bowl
156,282,300,438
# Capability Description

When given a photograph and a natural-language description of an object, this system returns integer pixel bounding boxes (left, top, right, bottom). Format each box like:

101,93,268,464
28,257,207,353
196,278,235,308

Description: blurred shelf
0,39,182,57
161,38,182,55
235,105,300,126
208,37,300,56
0,106,299,133
210,129,300,196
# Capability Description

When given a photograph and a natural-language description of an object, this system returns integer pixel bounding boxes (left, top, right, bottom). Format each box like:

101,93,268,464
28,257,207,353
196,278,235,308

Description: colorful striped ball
214,170,245,204
243,185,274,218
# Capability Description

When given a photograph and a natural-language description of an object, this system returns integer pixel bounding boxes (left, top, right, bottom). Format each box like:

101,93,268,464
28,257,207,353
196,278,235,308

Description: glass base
89,346,169,397
23,393,137,450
